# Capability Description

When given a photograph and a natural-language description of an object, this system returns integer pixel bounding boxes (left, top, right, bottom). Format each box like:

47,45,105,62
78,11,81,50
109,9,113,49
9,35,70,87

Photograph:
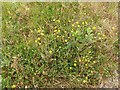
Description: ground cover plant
1,2,118,88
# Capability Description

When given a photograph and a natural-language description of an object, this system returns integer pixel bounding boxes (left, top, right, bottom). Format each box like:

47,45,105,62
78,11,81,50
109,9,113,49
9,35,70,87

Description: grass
1,2,118,88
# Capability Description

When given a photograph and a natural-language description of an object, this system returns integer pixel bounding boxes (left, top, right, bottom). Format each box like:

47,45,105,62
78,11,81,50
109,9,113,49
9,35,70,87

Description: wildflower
92,26,96,30
79,59,82,62
77,25,80,27
74,63,77,67
97,33,100,35
54,30,57,33
11,85,16,88
68,20,71,22
53,19,55,21
59,46,61,48
93,61,96,63
38,43,41,45
83,80,87,83
112,27,115,30
31,30,33,33
82,22,85,25
38,29,41,33
65,39,67,42
68,37,70,39
72,24,74,27
56,20,60,23
57,35,59,38
37,37,40,40
74,60,77,63
70,67,72,70
75,31,78,34
35,40,37,43
85,21,88,25
64,31,67,33
76,22,79,24
85,64,88,66
49,50,52,54
41,33,44,36
71,30,73,33
58,30,60,33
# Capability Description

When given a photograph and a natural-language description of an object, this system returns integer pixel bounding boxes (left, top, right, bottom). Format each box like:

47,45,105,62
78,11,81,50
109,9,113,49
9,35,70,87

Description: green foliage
1,2,118,88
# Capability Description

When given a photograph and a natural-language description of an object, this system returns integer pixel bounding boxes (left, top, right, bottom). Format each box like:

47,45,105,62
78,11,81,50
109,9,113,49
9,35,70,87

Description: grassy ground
1,2,118,88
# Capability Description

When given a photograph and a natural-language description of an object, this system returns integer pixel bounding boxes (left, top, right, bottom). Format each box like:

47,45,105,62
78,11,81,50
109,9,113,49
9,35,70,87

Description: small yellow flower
38,43,41,45
68,37,70,39
79,59,82,62
58,30,60,33
57,35,59,38
37,38,40,40
70,67,72,70
82,22,85,25
97,33,100,35
53,19,56,21
71,30,73,33
68,20,71,22
54,30,57,33
93,61,96,63
85,63,88,66
41,33,44,36
72,24,74,27
65,39,67,42
77,25,80,27
83,80,87,83
93,26,96,30
74,60,77,63
112,27,115,30
75,31,78,34
74,63,77,67
64,31,67,33
11,85,16,88
35,40,37,43
38,29,41,33
49,50,52,54
56,20,60,23
31,30,33,33
76,22,79,24
59,46,61,48
85,21,88,25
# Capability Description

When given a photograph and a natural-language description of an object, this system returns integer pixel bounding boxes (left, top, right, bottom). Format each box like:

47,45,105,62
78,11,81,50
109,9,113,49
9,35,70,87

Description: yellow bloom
74,60,77,62
70,67,72,70
82,22,85,25
79,59,82,62
68,20,71,22
57,35,59,38
41,33,44,36
58,30,60,33
75,31,78,34
65,39,67,42
35,40,37,43
11,85,16,88
112,27,115,30
76,22,79,24
74,63,77,67
64,31,67,33
83,80,87,83
37,38,40,40
92,26,96,30
85,21,88,25
49,50,52,54
31,30,33,33
93,61,96,63
77,25,80,27
72,24,74,27
38,43,41,45
56,20,60,23
68,37,70,39
85,64,88,66
54,30,57,33
53,19,55,21
38,29,41,33
97,33,100,35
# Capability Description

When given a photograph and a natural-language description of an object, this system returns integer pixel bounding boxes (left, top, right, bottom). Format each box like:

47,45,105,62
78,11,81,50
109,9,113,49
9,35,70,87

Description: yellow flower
74,60,77,62
76,22,79,24
64,31,67,33
79,59,82,62
65,39,67,42
68,37,70,39
70,67,72,70
37,38,40,40
35,40,37,43
72,24,74,27
92,26,96,30
83,80,87,83
68,20,71,22
77,25,80,27
54,30,57,33
38,43,41,45
49,50,52,54
112,27,115,30
57,35,59,38
56,20,60,23
38,29,41,33
31,30,33,33
75,31,78,34
53,19,55,21
41,33,44,36
74,63,77,67
82,22,85,25
71,30,73,33
97,33,100,35
11,85,16,88
85,64,88,66
58,30,60,33
93,61,96,63
85,21,88,25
